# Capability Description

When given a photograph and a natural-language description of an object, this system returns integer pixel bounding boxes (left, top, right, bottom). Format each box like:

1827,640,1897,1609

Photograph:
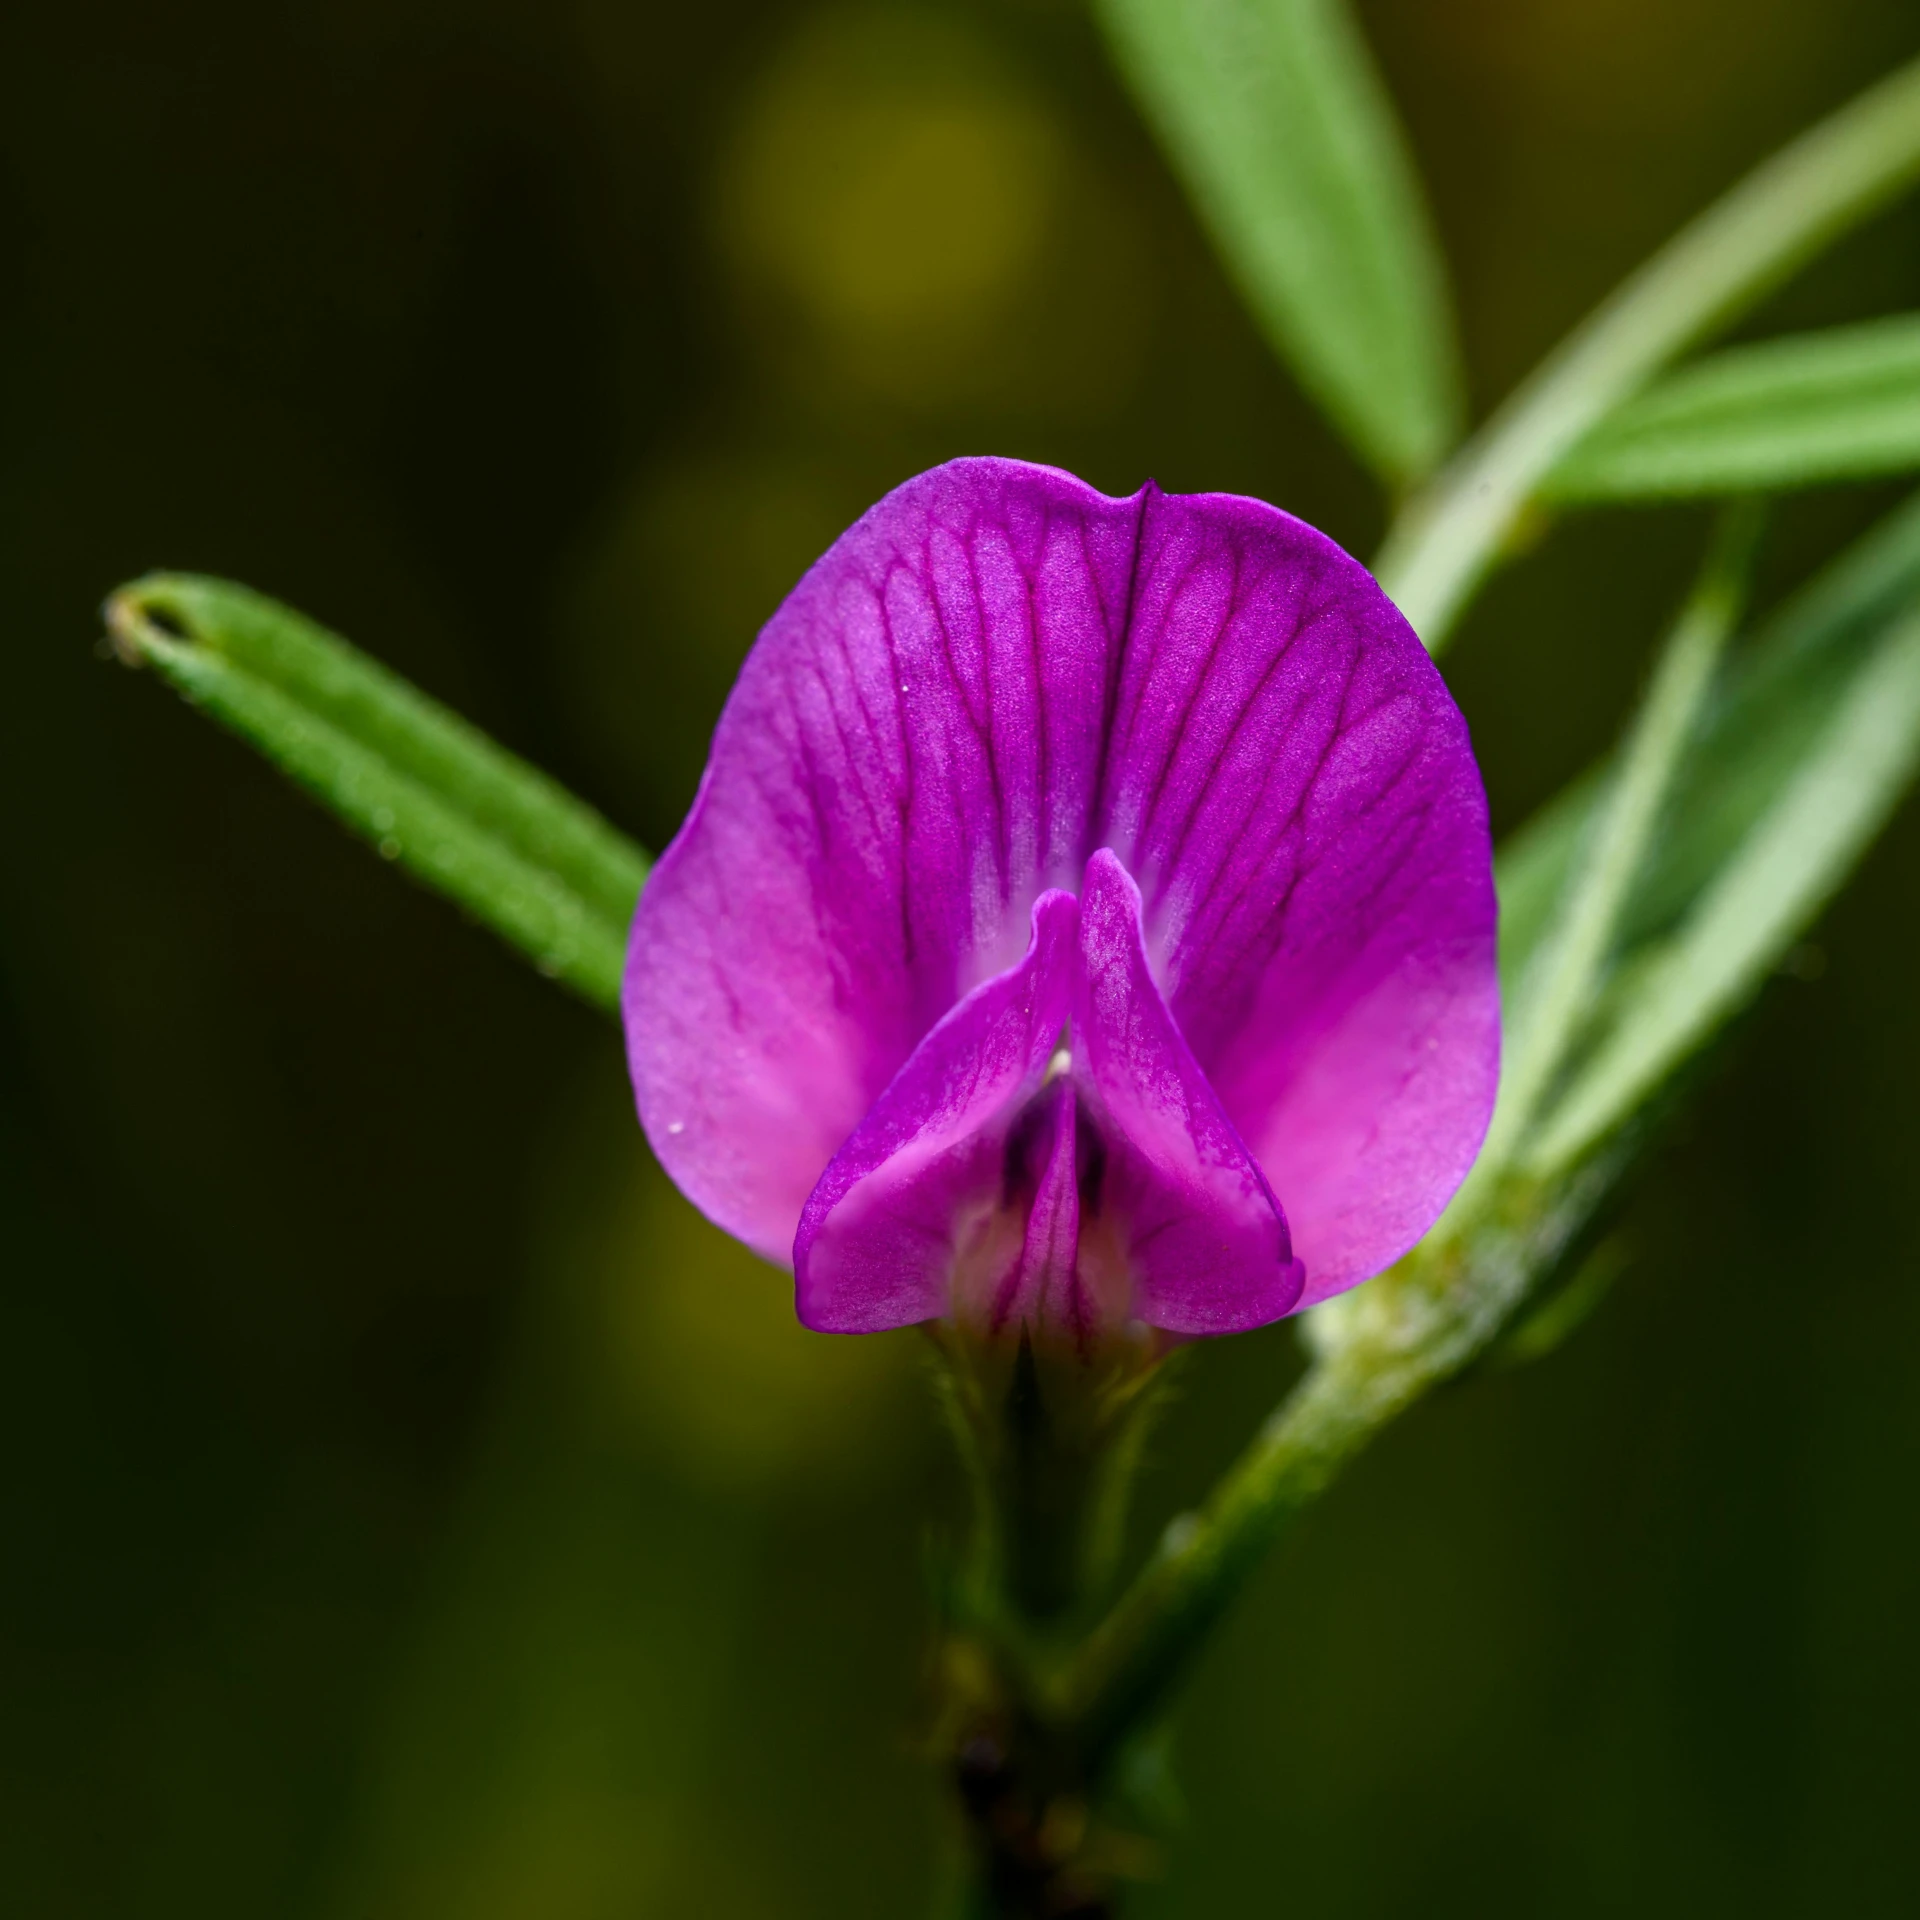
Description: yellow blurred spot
731,86,1058,336
374,1795,781,1920
598,1152,916,1487
717,8,1107,408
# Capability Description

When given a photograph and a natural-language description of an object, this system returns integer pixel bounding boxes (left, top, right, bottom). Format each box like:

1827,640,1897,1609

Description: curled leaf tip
102,580,180,668
103,566,650,1014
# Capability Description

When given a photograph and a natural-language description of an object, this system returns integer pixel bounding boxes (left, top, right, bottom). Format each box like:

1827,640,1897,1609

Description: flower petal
985,1074,1090,1342
1093,491,1499,1299
1074,851,1304,1334
627,457,1498,1312
626,459,1141,1260
794,891,1077,1334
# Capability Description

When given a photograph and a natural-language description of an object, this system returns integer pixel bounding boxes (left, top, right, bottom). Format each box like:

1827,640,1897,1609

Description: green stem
1048,1160,1614,1772
1375,53,1920,651
928,1333,1177,1915
1051,1347,1425,1770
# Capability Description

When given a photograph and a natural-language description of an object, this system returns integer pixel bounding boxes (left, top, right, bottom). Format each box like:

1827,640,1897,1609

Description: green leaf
1494,488,1920,994
1482,488,1920,1175
107,573,649,1013
1530,595,1920,1173
1376,52,1920,648
1477,508,1758,1179
1547,315,1920,501
1096,0,1461,485
1629,487,1920,939
1493,769,1600,1003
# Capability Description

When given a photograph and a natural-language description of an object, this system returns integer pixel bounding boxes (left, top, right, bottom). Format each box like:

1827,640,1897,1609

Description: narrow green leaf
1377,52,1920,648
1493,770,1601,1003
1494,488,1920,993
1548,314,1920,501
1628,487,1920,938
1477,509,1758,1179
1530,599,1920,1173
1097,0,1461,484
107,573,649,1013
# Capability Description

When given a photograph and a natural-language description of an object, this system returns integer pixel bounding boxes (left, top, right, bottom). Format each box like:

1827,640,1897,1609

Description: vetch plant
105,9,1920,1916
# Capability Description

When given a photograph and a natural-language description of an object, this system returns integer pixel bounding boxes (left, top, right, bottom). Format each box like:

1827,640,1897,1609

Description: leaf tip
102,576,191,670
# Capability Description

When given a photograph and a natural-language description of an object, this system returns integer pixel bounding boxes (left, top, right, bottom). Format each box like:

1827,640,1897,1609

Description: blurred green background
4,1,1920,1914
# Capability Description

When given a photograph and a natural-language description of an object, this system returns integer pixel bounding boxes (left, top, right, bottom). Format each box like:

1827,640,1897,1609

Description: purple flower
624,459,1498,1344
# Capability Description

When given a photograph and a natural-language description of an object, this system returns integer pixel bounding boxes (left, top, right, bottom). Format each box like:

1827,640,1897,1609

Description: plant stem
1047,1161,1614,1773
1050,1345,1426,1771
1375,53,1920,651
929,1335,1177,1915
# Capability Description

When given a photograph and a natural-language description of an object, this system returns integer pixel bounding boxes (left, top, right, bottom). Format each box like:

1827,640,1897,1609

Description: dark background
4,2,1920,1914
